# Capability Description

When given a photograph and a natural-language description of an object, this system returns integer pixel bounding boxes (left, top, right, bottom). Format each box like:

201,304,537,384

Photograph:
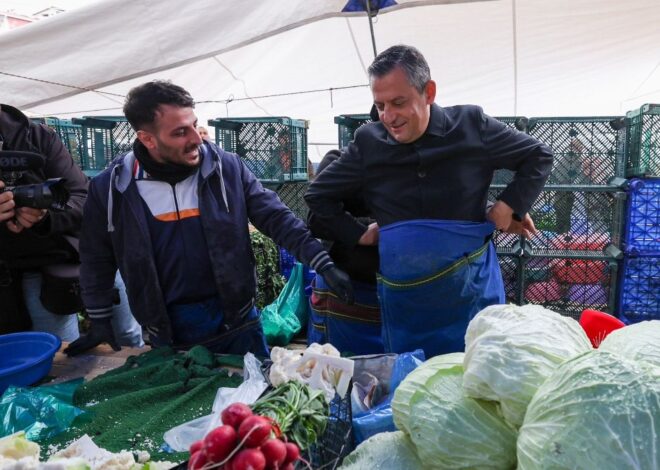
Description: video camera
0,150,70,211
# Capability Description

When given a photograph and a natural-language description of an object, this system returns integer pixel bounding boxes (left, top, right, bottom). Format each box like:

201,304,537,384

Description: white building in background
0,6,64,32
0,11,34,31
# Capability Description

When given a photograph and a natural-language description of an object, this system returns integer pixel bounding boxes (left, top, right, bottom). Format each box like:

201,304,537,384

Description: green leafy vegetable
251,381,328,450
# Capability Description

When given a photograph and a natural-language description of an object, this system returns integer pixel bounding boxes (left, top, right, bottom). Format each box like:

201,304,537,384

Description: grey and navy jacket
80,141,333,343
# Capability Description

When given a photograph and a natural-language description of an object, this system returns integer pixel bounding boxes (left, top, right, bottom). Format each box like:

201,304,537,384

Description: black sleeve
479,109,553,215
33,124,89,236
304,143,368,247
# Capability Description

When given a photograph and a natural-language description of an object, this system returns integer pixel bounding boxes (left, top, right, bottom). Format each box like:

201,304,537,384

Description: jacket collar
385,103,447,145
113,140,219,193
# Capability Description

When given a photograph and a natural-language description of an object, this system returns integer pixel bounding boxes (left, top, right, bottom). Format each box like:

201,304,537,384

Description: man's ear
137,129,156,150
425,80,437,105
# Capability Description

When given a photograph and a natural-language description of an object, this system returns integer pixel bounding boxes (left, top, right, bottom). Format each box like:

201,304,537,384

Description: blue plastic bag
351,349,425,443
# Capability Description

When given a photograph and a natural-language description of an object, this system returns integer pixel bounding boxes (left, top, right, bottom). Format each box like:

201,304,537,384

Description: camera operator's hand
0,181,16,223
6,207,48,233
64,317,121,356
318,264,354,305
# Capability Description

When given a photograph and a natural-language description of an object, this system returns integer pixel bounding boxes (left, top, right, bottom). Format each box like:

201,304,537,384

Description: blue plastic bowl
0,332,61,394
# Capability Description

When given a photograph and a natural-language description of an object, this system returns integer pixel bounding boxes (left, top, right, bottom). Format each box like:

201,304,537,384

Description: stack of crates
71,116,136,176
491,116,627,319
619,103,660,323
208,117,309,184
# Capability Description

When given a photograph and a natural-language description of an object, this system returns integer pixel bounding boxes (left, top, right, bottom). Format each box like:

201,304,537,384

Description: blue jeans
158,298,269,357
23,270,144,347
22,271,79,342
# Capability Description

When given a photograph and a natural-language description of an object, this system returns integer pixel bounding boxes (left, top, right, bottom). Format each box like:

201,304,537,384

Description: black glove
63,317,120,356
318,264,354,305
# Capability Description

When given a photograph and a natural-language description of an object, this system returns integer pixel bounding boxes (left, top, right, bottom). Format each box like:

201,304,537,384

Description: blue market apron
377,219,504,357
152,297,269,357
307,275,384,355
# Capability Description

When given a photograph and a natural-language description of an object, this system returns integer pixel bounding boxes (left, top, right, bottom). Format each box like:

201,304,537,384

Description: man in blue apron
64,81,354,357
305,45,553,357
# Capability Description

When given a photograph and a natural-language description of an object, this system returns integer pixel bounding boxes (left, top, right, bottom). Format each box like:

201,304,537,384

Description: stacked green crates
491,116,627,319
625,103,660,177
71,116,136,176
208,117,308,183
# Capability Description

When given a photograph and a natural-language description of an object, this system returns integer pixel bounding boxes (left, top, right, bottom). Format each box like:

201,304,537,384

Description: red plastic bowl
579,309,625,348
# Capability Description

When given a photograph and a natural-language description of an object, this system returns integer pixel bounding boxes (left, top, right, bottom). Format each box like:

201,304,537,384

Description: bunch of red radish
188,402,302,470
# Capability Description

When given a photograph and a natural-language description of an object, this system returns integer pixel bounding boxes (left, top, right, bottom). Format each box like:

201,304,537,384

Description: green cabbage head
518,350,660,470
406,363,517,469
599,320,660,367
463,304,592,427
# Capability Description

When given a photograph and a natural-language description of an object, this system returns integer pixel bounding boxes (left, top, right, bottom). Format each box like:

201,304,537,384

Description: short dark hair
367,45,431,94
123,80,194,130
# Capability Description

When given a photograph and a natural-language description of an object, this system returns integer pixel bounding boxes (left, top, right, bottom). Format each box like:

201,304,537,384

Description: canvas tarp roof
1,0,659,159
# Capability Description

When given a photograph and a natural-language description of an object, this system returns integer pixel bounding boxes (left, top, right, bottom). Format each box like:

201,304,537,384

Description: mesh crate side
524,256,619,320
618,255,660,323
527,117,625,185
276,182,309,220
210,117,308,182
623,178,660,254
625,104,660,178
334,114,372,148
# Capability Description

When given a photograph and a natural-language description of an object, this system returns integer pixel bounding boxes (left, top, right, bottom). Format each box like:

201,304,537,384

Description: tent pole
365,0,378,58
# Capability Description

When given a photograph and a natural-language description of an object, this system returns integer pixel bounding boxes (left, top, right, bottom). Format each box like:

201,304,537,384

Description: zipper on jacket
170,183,181,221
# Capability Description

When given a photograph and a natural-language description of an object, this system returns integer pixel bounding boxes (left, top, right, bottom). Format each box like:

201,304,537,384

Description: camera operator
0,104,142,347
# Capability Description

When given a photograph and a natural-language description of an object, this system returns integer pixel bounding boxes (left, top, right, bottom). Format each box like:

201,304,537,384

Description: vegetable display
341,303,660,470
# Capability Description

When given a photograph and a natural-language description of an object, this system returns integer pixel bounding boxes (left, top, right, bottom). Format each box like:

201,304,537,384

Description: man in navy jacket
65,81,352,356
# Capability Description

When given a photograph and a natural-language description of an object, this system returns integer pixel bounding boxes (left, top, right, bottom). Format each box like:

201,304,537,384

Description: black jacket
307,150,379,284
0,104,88,268
305,104,553,246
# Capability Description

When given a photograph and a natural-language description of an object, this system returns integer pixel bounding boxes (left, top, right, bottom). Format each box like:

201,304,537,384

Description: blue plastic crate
623,178,660,255
618,255,660,323
279,247,297,279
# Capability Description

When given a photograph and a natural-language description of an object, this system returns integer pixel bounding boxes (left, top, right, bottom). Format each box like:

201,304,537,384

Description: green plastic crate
275,181,309,220
526,116,627,187
334,114,372,148
71,116,135,175
625,103,660,177
32,117,85,170
208,117,308,183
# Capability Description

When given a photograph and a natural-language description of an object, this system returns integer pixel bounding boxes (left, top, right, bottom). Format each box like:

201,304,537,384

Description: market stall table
47,343,150,384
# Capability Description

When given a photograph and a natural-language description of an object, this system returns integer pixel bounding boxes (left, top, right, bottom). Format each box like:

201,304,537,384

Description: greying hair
124,80,195,131
367,45,431,94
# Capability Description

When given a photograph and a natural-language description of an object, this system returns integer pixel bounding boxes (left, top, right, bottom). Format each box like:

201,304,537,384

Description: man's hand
6,207,47,233
486,200,537,239
0,181,16,224
64,317,120,356
506,213,537,239
318,265,354,305
358,222,379,246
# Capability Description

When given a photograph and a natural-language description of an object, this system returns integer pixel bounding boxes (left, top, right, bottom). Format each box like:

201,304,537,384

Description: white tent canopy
1,0,659,160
